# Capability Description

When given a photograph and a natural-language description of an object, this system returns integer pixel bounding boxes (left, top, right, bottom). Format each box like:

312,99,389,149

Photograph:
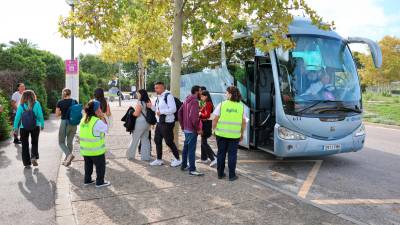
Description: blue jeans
182,132,198,172
216,136,239,179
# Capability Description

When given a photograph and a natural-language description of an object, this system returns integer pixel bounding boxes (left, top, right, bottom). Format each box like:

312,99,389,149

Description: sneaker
31,159,38,167
95,181,111,188
64,154,75,167
24,165,31,169
229,176,238,181
189,170,204,176
209,159,217,167
84,180,95,186
218,174,226,179
150,159,164,166
180,166,188,171
170,159,182,167
196,159,209,164
14,139,21,144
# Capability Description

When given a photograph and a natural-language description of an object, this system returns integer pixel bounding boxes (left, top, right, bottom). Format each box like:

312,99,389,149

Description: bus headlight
278,126,306,140
354,124,365,137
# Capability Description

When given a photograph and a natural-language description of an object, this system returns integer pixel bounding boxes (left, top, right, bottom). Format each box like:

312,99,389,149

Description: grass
363,92,400,126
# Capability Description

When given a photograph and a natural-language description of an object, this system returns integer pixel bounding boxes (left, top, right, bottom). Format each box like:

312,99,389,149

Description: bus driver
302,73,335,100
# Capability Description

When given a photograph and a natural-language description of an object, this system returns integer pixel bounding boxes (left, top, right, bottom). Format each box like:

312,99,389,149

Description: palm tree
9,38,37,48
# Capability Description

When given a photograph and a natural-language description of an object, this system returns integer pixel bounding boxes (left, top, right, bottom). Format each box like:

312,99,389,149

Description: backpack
67,100,83,126
21,104,37,131
163,93,182,122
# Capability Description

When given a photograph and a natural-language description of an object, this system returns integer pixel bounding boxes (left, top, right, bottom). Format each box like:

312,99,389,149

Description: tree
356,36,400,87
99,5,171,89
0,40,65,116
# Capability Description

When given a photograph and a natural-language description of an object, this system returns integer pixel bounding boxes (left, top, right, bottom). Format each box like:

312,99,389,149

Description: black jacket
121,107,136,134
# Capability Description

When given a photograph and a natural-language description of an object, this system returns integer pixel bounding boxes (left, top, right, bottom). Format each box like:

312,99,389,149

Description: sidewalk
0,115,62,225
56,102,355,225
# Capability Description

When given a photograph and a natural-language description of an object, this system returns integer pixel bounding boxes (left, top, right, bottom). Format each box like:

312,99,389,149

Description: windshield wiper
317,106,362,114
296,100,341,115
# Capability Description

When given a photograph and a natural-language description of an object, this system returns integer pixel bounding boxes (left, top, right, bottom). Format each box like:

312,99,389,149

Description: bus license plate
324,144,341,151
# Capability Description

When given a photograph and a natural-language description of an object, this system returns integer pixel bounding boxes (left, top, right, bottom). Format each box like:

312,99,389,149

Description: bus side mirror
347,37,382,68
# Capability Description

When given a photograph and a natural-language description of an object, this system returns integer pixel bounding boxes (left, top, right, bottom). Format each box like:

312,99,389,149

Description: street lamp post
118,62,122,107
65,0,77,60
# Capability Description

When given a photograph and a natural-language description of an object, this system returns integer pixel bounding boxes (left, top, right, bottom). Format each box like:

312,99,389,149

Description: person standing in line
178,85,203,176
13,90,44,168
80,100,110,188
11,83,26,144
127,89,151,161
198,90,217,167
212,86,246,181
94,88,112,127
199,86,207,107
56,88,78,167
149,82,181,167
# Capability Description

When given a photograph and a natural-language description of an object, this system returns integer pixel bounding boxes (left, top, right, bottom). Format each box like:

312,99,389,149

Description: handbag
141,103,157,125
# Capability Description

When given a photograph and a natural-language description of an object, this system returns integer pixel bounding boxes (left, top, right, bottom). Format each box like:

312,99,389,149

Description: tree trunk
138,47,144,89
170,0,184,147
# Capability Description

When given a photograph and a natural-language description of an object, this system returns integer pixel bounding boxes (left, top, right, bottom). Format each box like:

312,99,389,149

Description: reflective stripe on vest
79,117,106,156
215,100,243,139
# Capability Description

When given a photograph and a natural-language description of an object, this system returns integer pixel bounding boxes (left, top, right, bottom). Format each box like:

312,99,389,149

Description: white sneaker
150,159,164,166
170,159,182,167
210,159,217,167
196,159,209,164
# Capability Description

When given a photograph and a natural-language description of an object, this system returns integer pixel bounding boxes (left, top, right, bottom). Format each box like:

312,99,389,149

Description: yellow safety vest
79,117,106,156
215,100,243,139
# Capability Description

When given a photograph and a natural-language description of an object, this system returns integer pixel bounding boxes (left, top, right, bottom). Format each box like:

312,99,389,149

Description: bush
0,90,11,141
363,92,374,101
381,91,392,97
391,90,400,95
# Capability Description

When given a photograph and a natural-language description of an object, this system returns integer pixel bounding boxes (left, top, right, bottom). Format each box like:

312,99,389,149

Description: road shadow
66,165,150,225
0,150,11,168
18,168,56,211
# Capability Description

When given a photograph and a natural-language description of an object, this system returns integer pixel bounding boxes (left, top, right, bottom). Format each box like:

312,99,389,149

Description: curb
364,121,400,130
55,156,78,225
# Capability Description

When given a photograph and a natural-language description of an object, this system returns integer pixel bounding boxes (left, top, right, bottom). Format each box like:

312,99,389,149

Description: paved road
0,116,61,225
234,124,400,225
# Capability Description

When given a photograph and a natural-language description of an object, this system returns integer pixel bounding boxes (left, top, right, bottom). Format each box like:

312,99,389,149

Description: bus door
249,56,275,150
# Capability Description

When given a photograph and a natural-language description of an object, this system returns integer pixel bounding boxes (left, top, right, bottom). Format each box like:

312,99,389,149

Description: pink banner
65,59,78,74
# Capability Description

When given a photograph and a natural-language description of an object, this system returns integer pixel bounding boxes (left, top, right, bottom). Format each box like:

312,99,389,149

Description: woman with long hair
13,90,44,168
56,88,78,167
212,86,246,181
126,89,152,161
94,88,112,126
79,100,110,188
198,90,217,167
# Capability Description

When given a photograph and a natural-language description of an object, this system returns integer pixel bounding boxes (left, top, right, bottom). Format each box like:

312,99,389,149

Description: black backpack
21,104,37,131
163,93,182,122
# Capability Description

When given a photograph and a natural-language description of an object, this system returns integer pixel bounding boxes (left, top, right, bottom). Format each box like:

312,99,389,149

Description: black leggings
201,136,215,161
20,127,40,166
84,154,106,185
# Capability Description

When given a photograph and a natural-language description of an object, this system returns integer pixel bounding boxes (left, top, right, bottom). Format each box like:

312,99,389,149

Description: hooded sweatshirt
178,94,200,133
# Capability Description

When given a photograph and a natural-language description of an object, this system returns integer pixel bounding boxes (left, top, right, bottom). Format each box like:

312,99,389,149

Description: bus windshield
277,35,362,116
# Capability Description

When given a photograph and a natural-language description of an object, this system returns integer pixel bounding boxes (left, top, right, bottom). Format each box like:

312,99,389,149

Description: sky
0,0,399,60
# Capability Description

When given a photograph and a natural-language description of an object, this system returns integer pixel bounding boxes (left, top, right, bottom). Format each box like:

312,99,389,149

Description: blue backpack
67,100,83,125
21,104,37,131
